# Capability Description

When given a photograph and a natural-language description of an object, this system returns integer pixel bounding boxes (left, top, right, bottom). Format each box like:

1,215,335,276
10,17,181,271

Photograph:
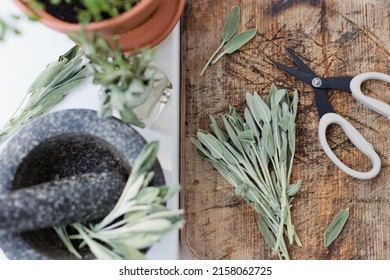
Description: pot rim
14,0,162,33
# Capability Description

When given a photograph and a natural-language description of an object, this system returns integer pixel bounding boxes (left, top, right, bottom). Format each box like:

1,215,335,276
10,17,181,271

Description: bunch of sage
192,85,301,259
200,6,257,76
56,141,185,260
0,45,88,143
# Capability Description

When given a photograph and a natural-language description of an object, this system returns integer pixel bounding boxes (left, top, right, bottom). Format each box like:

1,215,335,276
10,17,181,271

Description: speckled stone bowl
0,109,164,259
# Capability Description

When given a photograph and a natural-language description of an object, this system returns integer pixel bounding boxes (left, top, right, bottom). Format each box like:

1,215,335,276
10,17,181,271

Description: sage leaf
253,92,272,123
258,219,276,248
192,138,216,161
238,130,255,143
210,115,227,142
212,28,257,64
278,115,290,131
287,180,302,196
265,84,279,105
272,89,287,108
197,132,225,159
246,93,263,128
291,89,299,117
221,115,243,153
222,6,240,42
324,208,350,247
244,108,260,137
224,28,257,54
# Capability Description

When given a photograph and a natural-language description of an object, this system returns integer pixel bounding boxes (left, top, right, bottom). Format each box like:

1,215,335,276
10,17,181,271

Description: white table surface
0,0,181,260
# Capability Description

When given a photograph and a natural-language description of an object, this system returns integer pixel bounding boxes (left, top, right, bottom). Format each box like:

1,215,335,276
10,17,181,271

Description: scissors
272,48,390,180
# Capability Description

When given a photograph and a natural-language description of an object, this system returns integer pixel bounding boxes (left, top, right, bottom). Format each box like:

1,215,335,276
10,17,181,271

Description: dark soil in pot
37,0,135,23
37,0,86,23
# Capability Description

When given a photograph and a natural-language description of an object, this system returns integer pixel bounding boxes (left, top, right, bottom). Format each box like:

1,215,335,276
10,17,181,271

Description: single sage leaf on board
324,208,350,247
222,6,240,42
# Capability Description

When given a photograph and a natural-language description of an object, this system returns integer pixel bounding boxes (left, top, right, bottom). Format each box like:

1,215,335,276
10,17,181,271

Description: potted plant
14,0,185,51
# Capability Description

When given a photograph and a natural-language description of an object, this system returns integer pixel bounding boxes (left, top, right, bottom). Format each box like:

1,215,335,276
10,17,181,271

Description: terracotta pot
14,0,162,35
14,0,185,51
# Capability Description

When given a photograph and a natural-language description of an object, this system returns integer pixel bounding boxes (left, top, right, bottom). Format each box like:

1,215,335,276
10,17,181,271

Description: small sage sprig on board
200,6,257,76
192,85,301,259
0,45,88,144
56,141,185,260
324,208,349,247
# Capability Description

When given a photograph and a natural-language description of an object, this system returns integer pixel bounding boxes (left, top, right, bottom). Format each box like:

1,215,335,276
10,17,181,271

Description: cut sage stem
324,208,349,247
193,84,301,259
200,6,257,76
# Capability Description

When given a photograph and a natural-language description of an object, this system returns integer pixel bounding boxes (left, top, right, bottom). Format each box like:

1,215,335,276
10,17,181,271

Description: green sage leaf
210,115,227,143
272,89,287,108
224,28,257,54
244,108,260,137
291,89,299,117
278,115,290,131
257,218,276,248
222,6,240,42
253,92,272,123
287,180,302,196
211,28,257,64
221,115,243,153
238,130,255,143
246,92,262,127
265,84,279,105
197,132,224,159
324,208,350,247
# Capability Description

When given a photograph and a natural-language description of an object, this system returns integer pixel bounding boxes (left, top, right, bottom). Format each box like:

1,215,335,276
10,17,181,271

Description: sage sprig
69,31,155,128
0,16,20,41
192,85,301,259
324,208,349,247
200,6,257,76
0,45,88,143
56,141,185,260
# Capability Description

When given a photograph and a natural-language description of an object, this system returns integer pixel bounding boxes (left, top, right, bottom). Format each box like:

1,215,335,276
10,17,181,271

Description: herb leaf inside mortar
192,85,302,259
56,141,185,260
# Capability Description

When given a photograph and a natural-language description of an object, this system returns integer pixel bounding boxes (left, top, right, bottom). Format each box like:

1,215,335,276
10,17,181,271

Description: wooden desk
180,0,390,259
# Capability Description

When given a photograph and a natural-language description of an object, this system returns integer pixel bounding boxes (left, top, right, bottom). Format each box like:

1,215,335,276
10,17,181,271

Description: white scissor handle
318,113,381,180
350,72,390,118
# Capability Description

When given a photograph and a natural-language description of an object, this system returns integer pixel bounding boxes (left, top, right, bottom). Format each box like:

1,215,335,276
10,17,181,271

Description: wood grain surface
180,0,390,260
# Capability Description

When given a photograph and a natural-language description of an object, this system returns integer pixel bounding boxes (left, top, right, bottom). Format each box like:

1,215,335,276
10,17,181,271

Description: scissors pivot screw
312,77,322,88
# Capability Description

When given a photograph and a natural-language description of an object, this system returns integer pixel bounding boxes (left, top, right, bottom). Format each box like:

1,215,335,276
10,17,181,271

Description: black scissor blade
272,60,314,85
285,48,317,76
314,88,335,118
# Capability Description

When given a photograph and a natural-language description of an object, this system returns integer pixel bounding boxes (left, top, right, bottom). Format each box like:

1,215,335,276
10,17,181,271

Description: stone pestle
0,172,126,233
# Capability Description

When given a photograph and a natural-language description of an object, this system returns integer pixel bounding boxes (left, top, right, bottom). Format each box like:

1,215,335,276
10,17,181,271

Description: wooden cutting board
180,0,390,260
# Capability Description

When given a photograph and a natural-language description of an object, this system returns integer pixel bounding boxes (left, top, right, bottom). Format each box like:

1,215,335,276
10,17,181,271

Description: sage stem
200,41,224,76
